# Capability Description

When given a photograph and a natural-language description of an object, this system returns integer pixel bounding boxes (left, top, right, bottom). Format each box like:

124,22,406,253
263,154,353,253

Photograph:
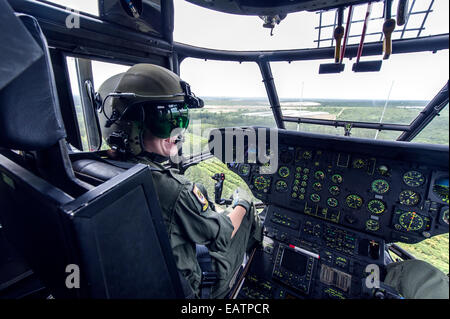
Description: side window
65,57,129,151
412,103,449,145
66,56,89,151
91,60,130,150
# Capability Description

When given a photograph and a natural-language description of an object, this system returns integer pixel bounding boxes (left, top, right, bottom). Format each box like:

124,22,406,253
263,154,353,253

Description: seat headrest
0,10,66,151
0,1,43,91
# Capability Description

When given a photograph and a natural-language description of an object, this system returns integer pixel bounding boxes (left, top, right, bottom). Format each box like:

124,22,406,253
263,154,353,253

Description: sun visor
0,0,43,91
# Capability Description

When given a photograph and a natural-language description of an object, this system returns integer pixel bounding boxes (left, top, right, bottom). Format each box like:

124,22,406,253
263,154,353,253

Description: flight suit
132,155,263,299
384,259,449,299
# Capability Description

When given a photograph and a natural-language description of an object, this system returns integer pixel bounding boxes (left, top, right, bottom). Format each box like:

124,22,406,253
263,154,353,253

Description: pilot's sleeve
173,182,234,253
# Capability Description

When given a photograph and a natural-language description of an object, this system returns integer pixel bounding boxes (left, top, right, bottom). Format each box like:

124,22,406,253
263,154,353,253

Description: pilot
97,64,448,300
98,63,263,299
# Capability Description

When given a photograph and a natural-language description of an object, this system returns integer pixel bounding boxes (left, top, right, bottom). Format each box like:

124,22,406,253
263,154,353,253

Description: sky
44,0,449,101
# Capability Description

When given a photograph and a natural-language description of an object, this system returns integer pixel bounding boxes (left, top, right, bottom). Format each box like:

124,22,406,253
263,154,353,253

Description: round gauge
399,190,420,206
314,170,325,180
441,207,449,225
371,179,390,195
346,194,363,209
302,151,313,160
312,182,322,191
278,166,290,178
327,197,338,208
238,164,251,176
310,193,321,203
432,177,449,204
368,199,386,215
329,185,341,196
366,220,380,232
331,174,343,184
352,158,367,169
399,211,424,232
253,176,271,191
275,180,288,193
403,171,425,187
377,165,390,176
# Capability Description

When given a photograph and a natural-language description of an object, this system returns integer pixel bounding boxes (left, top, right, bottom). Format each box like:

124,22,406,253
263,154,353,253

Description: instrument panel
209,127,449,299
223,132,449,244
236,206,386,299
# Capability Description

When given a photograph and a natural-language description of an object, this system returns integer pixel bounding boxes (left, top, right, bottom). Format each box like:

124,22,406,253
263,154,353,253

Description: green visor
143,103,190,139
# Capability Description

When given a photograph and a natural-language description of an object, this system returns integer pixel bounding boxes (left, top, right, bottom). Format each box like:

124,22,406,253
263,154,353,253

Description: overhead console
209,127,449,299
186,0,372,16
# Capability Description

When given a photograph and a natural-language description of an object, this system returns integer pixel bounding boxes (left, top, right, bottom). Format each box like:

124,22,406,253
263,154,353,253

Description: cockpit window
180,58,276,156
271,49,449,141
412,103,449,145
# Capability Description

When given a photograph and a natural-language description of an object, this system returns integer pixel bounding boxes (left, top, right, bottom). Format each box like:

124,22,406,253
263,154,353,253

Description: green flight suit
133,155,262,299
384,259,449,299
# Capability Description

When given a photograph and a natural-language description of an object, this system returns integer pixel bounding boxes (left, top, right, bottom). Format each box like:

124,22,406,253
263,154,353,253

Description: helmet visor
144,103,190,138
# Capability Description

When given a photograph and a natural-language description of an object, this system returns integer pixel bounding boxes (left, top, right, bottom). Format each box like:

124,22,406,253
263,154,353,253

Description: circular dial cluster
352,158,367,169
329,185,340,196
368,199,385,215
278,166,290,178
275,180,288,193
371,179,390,194
366,219,380,232
291,167,310,200
331,174,343,184
399,190,420,206
394,210,427,232
346,194,363,209
238,164,251,176
253,175,271,191
403,171,425,187
442,207,449,225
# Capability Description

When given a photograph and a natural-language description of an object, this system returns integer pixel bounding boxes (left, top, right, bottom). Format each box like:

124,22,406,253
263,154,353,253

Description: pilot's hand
232,187,252,213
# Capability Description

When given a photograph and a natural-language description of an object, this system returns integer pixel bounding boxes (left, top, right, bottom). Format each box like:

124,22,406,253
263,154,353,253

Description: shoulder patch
192,184,209,212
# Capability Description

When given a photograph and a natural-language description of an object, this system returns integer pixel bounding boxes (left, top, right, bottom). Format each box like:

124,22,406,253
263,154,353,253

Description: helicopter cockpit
0,0,448,300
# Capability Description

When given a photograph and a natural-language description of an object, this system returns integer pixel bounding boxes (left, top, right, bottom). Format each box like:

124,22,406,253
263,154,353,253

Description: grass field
184,98,449,274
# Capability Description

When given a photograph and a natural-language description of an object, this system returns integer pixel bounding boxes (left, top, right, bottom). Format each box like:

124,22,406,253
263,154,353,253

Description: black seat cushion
72,159,125,185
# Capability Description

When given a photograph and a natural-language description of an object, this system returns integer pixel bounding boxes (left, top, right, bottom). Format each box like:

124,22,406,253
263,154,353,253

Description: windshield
272,49,449,141
176,0,449,144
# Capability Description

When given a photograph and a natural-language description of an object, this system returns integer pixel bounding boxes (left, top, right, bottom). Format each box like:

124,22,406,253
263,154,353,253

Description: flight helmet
97,64,202,156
